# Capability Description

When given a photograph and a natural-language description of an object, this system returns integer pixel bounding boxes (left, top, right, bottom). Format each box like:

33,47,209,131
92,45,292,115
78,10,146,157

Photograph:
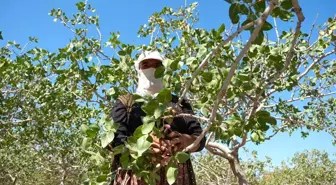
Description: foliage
194,149,336,185
1,0,335,184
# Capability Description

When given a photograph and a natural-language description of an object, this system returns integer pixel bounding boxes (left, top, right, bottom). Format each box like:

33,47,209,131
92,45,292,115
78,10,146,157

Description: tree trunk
228,153,249,185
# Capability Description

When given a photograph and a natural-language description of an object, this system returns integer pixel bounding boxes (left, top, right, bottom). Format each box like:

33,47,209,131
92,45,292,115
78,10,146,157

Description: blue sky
1,0,335,166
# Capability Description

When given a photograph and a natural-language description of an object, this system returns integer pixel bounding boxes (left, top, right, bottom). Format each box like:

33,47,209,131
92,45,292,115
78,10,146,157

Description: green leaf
142,99,159,115
154,66,165,78
262,21,273,31
86,129,98,138
252,31,264,45
272,7,281,17
281,0,293,10
256,110,271,117
152,127,162,138
237,74,250,81
251,132,259,142
265,116,277,125
101,131,115,148
254,1,266,13
76,2,86,11
229,3,240,24
142,122,155,135
186,57,197,65
133,125,145,138
166,163,178,185
202,72,213,82
118,50,126,56
96,175,107,183
0,31,3,40
170,60,179,70
175,152,190,163
157,88,172,104
239,4,249,15
154,105,165,119
81,137,89,150
112,145,124,155
80,124,89,134
196,44,207,58
120,150,130,168
137,135,152,156
217,24,225,35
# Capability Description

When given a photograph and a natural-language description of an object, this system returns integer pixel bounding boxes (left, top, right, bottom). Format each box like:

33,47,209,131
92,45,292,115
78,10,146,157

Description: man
110,50,206,185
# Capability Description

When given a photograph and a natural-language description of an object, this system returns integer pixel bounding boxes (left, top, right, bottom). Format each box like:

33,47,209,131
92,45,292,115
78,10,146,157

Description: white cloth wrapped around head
134,50,164,71
135,50,165,97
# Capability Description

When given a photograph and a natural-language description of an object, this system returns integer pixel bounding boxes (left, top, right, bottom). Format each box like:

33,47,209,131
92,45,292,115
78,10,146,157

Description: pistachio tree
1,0,335,185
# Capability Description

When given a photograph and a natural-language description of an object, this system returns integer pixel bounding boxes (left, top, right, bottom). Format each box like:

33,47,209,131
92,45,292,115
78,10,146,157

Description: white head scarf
134,51,164,97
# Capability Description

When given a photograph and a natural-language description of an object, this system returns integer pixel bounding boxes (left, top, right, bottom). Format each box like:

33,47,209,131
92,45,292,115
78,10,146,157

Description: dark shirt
110,95,206,152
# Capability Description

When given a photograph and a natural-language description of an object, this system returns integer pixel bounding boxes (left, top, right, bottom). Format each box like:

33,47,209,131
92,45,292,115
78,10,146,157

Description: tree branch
308,13,319,45
184,0,279,152
209,0,279,123
178,18,258,105
267,0,304,85
263,91,336,108
273,17,280,44
291,0,305,22
297,49,336,81
206,142,233,160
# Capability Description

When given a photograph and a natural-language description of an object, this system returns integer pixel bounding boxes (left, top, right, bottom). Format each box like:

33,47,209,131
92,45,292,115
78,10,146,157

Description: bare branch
297,49,336,81
224,101,241,116
96,26,102,43
184,123,211,152
263,91,336,108
20,41,32,55
206,142,233,160
308,13,319,45
275,117,322,130
233,134,248,152
292,0,305,22
206,132,214,145
150,27,157,45
273,17,280,44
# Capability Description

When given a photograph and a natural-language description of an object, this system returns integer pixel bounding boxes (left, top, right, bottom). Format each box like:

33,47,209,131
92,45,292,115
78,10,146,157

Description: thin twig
297,49,336,81
308,13,319,45
263,91,336,108
20,41,32,55
96,26,102,43
273,17,280,44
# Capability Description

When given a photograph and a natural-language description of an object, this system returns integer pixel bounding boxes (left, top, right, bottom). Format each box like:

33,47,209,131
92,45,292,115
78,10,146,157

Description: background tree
1,0,335,184
193,149,336,185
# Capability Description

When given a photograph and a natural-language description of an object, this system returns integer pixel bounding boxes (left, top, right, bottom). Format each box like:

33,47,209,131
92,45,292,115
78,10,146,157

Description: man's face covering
137,66,164,96
136,59,164,96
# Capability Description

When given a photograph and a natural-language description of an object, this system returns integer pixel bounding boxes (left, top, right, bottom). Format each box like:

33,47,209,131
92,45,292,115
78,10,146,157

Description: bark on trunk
228,153,249,185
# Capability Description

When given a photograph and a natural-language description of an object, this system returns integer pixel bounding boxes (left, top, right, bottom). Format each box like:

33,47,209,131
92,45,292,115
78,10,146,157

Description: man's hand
168,131,199,153
150,132,172,166
167,131,184,152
